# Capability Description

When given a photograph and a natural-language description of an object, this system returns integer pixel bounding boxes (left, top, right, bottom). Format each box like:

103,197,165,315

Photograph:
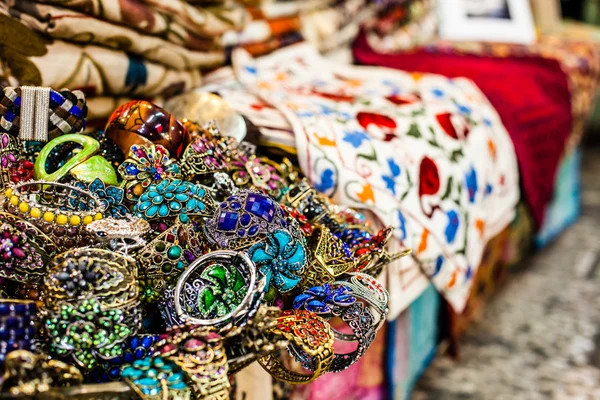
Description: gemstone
217,211,239,231
244,193,276,222
240,213,251,226
167,246,181,260
248,225,259,236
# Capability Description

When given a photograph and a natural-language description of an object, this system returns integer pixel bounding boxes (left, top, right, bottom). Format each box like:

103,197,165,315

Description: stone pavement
413,147,600,400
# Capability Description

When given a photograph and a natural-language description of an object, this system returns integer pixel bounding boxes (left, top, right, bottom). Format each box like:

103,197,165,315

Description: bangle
3,181,105,250
258,309,334,384
44,248,139,310
0,212,58,285
293,278,389,372
224,305,289,375
0,86,87,142
0,299,37,369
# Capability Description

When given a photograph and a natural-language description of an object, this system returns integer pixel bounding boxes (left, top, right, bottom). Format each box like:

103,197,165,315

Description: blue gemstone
244,193,276,222
248,225,259,236
5,317,18,328
124,352,134,364
130,337,139,349
0,304,9,315
110,356,123,365
108,367,121,379
126,165,139,175
141,336,154,348
217,211,239,231
240,213,251,226
135,348,146,359
230,201,242,210
237,229,245,237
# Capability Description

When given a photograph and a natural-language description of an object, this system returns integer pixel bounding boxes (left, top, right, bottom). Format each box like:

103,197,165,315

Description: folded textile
8,1,225,70
30,0,237,51
207,43,519,314
353,31,575,228
26,39,202,97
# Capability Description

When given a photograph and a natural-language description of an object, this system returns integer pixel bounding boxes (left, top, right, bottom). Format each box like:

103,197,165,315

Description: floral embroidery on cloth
231,44,519,313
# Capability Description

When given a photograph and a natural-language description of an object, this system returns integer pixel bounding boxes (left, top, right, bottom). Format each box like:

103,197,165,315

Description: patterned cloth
228,43,519,313
8,2,225,70
353,31,576,227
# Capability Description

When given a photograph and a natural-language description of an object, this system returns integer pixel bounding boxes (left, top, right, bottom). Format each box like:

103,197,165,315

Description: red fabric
353,32,573,227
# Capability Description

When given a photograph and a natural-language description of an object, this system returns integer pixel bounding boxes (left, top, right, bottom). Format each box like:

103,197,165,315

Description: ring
44,248,139,310
170,250,263,330
0,212,58,285
179,121,231,179
0,299,37,368
223,305,288,375
3,181,105,250
33,134,118,185
133,178,217,224
156,324,229,399
300,226,355,289
0,133,21,188
118,143,182,201
258,309,334,384
135,222,208,303
203,189,296,251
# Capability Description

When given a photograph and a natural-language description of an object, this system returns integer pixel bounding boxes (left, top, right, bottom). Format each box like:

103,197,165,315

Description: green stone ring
172,250,262,329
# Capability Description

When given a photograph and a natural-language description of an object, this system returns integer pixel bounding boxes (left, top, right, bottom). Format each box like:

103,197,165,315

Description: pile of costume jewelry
0,88,406,399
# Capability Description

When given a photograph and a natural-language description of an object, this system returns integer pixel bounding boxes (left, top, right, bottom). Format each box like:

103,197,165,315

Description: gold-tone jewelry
301,226,355,289
3,181,105,250
258,309,334,384
1,350,83,397
224,305,288,375
158,325,230,400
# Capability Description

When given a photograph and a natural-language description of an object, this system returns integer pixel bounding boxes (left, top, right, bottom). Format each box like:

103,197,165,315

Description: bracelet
258,309,334,384
224,305,288,375
293,279,387,372
3,181,105,250
0,86,87,142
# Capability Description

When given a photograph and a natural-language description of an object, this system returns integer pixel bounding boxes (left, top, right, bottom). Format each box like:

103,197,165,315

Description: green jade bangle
34,134,118,185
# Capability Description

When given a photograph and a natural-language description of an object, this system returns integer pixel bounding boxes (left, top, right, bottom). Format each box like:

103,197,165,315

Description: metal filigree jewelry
258,310,334,384
169,250,263,330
